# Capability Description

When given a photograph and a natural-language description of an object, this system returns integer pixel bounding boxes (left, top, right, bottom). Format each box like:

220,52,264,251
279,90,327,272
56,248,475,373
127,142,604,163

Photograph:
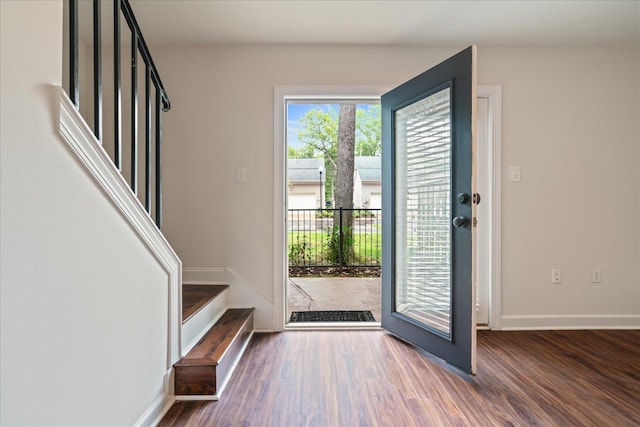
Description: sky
286,103,336,148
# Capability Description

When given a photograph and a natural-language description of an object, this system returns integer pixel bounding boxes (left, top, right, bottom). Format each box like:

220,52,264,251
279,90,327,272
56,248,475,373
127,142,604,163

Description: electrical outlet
591,268,601,283
551,269,562,284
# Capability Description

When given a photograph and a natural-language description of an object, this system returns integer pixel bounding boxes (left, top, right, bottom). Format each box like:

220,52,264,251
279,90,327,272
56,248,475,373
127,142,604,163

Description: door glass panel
395,87,452,338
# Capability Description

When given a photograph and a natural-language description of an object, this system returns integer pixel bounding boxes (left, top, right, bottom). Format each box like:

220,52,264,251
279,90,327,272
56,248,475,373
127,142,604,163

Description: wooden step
182,284,229,323
174,308,254,398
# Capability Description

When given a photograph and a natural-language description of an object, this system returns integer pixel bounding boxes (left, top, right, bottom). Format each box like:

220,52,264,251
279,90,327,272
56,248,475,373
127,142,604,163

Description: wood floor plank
159,330,640,426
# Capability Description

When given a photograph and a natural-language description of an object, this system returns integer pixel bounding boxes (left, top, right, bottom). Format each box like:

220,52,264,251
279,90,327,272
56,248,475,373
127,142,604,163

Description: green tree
297,107,338,162
296,107,338,201
293,104,381,205
355,104,381,156
288,144,315,159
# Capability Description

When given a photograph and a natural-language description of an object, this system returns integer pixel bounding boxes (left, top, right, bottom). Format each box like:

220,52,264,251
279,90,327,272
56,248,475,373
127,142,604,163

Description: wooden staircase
176,284,254,400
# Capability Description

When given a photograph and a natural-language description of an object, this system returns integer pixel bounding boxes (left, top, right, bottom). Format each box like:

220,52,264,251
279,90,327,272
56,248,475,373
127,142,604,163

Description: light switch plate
509,166,521,182
236,168,246,182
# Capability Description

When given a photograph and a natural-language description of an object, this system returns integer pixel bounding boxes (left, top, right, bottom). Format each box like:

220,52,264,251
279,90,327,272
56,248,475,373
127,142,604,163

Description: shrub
325,225,354,266
288,235,311,266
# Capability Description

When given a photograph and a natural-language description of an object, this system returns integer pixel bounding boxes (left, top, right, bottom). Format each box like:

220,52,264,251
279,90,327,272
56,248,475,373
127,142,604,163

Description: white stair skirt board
57,87,182,427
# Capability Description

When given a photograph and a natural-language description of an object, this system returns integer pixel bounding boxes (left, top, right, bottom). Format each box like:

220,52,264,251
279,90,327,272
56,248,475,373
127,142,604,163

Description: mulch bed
289,266,381,277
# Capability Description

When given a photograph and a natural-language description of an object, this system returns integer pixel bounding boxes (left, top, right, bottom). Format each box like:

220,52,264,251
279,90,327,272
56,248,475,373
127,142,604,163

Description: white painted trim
477,85,503,331
273,86,391,332
175,395,219,402
286,322,382,331
501,315,640,330
273,86,287,332
56,87,182,424
132,391,174,427
470,46,478,376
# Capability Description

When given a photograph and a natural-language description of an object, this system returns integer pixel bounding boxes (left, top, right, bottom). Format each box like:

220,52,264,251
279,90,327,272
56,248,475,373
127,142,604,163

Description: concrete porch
287,277,381,323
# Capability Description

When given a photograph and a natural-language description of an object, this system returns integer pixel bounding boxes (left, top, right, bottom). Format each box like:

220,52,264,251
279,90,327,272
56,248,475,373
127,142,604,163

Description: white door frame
477,85,503,330
272,85,502,331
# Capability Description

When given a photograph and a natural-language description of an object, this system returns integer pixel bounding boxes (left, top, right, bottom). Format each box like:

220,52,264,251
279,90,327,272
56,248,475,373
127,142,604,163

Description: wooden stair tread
176,308,254,367
175,308,255,396
182,284,229,323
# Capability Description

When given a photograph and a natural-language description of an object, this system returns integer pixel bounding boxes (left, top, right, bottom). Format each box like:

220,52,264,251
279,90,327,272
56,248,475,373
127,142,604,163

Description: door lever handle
452,216,469,228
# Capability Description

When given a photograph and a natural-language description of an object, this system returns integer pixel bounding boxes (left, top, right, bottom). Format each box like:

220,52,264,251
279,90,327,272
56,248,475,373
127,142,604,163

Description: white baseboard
133,390,174,427
175,394,219,401
500,314,640,330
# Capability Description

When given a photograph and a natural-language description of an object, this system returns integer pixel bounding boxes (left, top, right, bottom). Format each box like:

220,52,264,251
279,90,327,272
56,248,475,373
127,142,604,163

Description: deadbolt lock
456,193,469,204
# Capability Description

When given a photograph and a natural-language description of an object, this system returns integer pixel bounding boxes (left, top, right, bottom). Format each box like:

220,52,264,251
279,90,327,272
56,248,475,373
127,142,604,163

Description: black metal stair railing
66,0,170,228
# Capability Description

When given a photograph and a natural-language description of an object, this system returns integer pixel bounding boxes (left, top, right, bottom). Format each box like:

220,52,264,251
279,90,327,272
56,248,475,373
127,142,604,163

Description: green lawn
288,230,381,266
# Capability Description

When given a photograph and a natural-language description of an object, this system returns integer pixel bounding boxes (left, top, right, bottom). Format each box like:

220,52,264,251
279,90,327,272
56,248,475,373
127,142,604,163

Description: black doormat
289,310,376,323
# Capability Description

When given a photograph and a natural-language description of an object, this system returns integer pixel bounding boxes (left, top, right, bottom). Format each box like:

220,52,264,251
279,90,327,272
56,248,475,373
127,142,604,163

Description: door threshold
286,322,382,331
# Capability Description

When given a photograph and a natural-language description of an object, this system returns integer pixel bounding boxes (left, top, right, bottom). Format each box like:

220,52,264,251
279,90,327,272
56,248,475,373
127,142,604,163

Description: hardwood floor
159,330,640,426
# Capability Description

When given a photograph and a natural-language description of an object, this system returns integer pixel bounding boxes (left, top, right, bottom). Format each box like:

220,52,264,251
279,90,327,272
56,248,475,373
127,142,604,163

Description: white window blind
395,87,452,337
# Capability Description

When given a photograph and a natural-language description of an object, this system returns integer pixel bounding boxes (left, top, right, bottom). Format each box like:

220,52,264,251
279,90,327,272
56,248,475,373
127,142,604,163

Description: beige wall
480,46,639,324
1,2,174,424
153,44,639,329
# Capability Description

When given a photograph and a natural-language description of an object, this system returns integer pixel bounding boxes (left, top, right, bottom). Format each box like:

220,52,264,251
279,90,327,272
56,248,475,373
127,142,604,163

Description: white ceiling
128,0,640,46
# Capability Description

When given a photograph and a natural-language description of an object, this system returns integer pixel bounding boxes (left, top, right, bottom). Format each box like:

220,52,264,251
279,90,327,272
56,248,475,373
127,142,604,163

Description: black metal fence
64,0,170,228
288,208,381,267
